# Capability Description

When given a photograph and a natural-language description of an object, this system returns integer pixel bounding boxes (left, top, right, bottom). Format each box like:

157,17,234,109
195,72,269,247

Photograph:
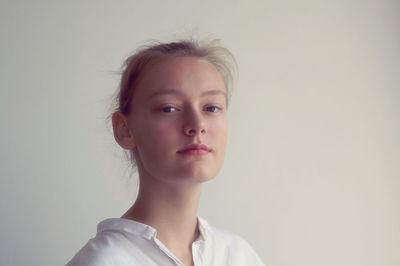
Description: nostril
184,128,196,135
184,126,206,135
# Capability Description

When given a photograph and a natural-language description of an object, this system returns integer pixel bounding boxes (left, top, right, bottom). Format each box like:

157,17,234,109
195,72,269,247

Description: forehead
135,56,227,99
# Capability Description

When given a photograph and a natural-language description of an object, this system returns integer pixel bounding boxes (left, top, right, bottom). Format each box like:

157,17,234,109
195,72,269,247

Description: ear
112,112,137,149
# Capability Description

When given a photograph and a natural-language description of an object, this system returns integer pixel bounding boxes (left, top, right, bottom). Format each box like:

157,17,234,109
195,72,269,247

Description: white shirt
66,216,265,266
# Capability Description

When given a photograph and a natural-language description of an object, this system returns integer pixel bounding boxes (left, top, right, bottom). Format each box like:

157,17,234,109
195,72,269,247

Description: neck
122,173,202,250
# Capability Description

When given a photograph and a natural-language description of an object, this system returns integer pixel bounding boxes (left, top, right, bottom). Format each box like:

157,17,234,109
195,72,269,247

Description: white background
1,0,399,265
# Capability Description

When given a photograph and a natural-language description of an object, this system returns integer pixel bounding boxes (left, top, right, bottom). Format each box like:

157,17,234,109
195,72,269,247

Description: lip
177,144,211,155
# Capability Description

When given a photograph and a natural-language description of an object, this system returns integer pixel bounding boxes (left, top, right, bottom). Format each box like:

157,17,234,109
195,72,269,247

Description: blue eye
161,106,178,113
205,106,221,113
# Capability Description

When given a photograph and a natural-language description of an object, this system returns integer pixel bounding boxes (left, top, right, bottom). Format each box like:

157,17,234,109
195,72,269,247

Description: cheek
214,119,228,142
209,119,228,159
135,120,180,152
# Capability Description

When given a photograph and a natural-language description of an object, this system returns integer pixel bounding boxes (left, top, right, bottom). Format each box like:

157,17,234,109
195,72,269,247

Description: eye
204,105,221,113
161,106,178,113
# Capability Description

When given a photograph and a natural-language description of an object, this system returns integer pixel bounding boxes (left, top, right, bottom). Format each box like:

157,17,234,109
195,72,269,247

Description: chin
174,166,219,184
140,158,222,185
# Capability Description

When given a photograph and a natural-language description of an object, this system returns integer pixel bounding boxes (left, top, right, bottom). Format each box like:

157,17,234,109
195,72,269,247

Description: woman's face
127,56,228,186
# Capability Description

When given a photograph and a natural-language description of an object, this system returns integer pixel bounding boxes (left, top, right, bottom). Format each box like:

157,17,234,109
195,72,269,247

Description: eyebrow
149,89,227,99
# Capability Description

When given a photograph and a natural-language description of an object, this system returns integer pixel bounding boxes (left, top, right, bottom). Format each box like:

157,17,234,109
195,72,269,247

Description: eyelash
161,106,179,113
160,105,222,113
204,105,221,113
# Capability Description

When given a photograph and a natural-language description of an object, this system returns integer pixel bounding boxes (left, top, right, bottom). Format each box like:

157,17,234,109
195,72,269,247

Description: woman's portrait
1,1,399,266
65,39,265,265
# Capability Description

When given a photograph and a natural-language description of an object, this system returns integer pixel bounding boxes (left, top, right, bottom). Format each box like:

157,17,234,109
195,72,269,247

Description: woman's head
111,38,236,184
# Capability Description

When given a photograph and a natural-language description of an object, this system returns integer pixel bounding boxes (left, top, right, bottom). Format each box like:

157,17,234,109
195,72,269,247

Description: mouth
177,144,211,155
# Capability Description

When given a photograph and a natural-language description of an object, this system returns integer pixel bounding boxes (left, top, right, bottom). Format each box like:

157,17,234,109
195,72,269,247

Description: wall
0,0,399,265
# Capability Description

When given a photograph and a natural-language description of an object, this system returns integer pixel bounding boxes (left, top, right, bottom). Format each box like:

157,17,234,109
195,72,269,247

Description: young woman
67,39,265,266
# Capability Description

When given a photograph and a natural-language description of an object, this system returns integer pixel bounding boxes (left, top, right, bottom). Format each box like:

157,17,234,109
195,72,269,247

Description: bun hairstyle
112,38,237,166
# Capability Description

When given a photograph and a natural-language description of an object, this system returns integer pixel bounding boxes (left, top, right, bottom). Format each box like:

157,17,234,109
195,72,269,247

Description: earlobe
111,112,136,149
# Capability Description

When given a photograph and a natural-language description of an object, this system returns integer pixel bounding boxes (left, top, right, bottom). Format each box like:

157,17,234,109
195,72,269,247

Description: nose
183,110,206,136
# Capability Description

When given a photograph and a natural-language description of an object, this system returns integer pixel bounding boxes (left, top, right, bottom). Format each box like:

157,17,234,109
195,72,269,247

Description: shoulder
205,222,266,266
66,219,149,266
66,231,130,266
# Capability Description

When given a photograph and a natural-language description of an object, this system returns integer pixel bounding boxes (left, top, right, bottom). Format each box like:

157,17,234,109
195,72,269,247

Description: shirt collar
97,216,210,242
196,216,209,241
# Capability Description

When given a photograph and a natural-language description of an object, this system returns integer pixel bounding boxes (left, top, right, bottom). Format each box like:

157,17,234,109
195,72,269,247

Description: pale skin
112,56,228,266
